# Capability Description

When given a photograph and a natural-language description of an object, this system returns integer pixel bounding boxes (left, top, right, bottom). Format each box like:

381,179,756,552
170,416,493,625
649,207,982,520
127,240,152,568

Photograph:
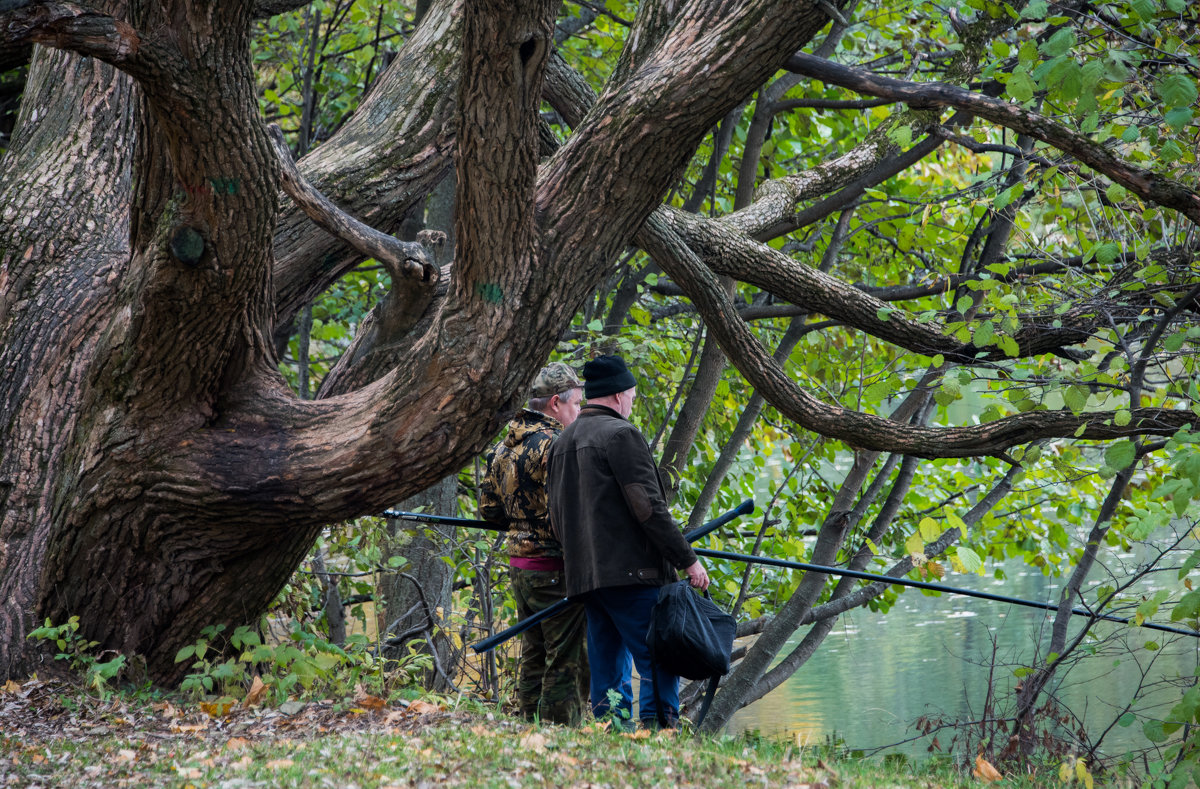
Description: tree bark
1,0,838,683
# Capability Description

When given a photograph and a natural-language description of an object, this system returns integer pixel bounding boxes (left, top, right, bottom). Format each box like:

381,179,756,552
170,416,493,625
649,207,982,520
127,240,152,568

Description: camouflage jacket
478,409,564,558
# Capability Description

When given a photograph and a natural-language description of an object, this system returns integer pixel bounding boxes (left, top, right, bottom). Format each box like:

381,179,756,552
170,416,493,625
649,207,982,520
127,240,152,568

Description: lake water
727,561,1200,759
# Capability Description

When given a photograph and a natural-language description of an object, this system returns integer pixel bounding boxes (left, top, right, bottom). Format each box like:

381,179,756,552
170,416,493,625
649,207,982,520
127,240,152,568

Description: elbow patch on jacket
623,483,653,523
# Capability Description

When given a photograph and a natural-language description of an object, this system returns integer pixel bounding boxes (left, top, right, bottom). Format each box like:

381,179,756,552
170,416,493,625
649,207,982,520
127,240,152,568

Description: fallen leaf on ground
243,676,268,707
408,700,441,715
225,737,251,751
519,732,548,751
199,699,235,718
974,755,1003,783
266,758,294,769
354,694,386,711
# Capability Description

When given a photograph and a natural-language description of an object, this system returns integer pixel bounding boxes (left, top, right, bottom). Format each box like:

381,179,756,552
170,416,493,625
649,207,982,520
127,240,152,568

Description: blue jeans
583,584,679,723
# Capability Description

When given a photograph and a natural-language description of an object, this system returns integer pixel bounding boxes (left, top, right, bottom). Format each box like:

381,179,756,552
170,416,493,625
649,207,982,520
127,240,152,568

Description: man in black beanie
547,354,709,728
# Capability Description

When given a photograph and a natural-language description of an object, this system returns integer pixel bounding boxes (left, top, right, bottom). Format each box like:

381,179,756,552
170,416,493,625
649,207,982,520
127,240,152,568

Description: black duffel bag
646,580,736,727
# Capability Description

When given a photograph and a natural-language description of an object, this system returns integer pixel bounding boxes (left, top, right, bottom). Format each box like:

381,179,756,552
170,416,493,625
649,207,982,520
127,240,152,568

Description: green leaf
1019,0,1047,18
1114,409,1131,426
1158,75,1199,110
1165,107,1194,133
973,320,996,347
1040,29,1076,58
955,546,983,573
864,379,894,402
1104,440,1136,471
1130,0,1155,21
876,307,894,321
1007,70,1036,103
1160,140,1184,163
1063,385,1089,412
1091,242,1120,267
887,125,913,147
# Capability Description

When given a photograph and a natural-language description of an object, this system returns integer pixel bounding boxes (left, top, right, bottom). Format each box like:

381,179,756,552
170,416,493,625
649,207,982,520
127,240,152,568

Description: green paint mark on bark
208,178,240,195
476,282,503,303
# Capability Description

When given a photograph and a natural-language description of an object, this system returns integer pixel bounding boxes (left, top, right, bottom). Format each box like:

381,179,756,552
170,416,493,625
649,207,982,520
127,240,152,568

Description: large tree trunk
1,37,137,680
2,0,832,684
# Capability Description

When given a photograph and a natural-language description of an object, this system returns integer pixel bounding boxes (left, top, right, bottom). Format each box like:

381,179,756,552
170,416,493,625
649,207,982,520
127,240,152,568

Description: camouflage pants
509,566,588,725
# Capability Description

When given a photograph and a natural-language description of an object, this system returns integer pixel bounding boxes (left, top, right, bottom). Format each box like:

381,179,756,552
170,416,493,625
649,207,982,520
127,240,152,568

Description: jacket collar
580,404,624,420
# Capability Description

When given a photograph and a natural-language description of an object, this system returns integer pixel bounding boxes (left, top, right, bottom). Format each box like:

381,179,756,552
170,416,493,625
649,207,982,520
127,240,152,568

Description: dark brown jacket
547,404,697,597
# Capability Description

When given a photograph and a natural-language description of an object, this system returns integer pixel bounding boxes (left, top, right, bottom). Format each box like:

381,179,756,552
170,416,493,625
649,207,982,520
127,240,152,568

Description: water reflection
729,565,1200,759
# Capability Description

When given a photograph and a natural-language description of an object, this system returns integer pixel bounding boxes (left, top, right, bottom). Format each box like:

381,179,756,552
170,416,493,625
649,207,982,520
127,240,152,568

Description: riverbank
0,676,1041,788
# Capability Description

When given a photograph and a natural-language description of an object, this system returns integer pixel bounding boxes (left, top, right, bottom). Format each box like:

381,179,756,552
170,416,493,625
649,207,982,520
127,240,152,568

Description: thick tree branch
2,2,139,62
268,124,438,293
785,52,1200,225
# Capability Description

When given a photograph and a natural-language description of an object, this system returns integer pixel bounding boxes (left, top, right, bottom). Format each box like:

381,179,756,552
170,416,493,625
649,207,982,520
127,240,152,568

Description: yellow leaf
919,517,941,542
944,511,967,535
904,532,925,556
266,759,294,769
199,699,235,718
974,755,1002,782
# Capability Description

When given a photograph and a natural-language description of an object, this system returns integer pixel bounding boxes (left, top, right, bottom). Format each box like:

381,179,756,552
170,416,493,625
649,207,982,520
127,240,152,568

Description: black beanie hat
582,355,637,398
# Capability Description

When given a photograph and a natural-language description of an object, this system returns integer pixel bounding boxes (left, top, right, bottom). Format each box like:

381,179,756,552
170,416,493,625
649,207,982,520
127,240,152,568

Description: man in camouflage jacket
479,362,588,724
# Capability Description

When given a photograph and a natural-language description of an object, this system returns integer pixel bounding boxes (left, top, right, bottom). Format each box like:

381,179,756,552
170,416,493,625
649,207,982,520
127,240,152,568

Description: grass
0,677,1096,788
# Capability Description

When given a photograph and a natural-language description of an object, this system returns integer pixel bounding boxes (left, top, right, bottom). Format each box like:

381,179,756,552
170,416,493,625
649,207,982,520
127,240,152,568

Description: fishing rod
692,547,1200,639
382,509,508,531
470,498,756,654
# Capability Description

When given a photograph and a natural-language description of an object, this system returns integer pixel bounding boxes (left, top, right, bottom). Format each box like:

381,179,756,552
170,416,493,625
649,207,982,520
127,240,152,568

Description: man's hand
684,560,709,591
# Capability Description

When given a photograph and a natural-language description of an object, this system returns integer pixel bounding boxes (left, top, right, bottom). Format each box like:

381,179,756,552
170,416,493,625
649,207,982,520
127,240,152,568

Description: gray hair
530,387,580,413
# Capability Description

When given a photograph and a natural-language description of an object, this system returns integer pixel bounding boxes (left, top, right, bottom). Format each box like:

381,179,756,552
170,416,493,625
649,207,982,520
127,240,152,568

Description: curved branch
785,52,1200,225
269,124,437,288
641,210,1194,458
